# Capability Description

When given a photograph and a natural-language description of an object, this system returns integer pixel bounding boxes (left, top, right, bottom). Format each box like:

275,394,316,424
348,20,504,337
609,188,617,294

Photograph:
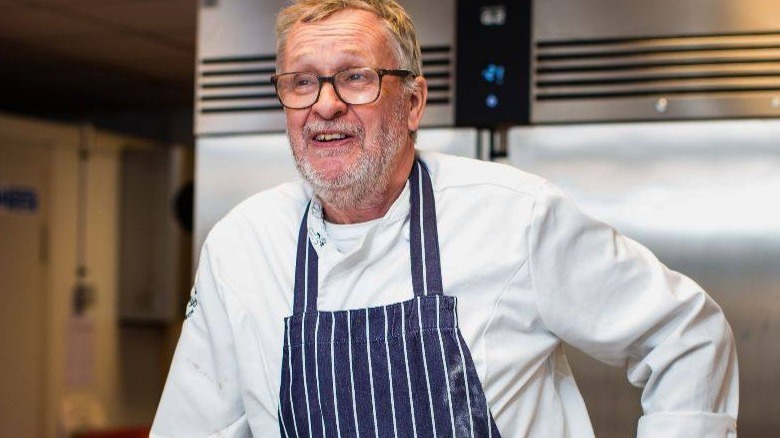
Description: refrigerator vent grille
198,54,278,114
197,46,453,115
534,31,780,102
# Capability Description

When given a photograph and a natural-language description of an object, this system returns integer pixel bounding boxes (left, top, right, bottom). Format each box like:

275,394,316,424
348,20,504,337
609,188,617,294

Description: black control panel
455,1,532,127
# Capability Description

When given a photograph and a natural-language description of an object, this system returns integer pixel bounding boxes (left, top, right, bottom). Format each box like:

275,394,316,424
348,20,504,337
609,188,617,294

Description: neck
321,153,414,224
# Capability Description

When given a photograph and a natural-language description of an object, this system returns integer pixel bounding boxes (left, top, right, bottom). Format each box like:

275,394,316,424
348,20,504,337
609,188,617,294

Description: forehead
282,9,396,72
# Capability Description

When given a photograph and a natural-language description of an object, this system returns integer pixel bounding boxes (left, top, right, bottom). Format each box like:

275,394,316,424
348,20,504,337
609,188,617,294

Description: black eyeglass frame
270,68,415,109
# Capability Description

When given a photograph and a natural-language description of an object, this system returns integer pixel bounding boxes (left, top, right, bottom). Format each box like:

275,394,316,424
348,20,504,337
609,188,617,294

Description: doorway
0,137,50,437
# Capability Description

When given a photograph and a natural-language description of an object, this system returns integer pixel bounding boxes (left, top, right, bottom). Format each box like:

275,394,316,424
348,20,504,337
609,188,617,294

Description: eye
340,70,371,84
291,74,317,89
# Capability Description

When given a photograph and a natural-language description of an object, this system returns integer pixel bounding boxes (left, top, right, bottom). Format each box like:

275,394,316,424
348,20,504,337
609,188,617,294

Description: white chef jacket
152,151,738,437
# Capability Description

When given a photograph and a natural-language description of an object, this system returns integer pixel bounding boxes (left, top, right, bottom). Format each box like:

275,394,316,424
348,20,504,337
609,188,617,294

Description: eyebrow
287,46,369,69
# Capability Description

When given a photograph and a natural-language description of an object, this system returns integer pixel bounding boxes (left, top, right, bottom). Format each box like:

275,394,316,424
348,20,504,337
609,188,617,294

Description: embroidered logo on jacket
185,288,199,319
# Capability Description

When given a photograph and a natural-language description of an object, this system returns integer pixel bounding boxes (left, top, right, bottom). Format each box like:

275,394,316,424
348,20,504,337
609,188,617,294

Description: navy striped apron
278,160,501,437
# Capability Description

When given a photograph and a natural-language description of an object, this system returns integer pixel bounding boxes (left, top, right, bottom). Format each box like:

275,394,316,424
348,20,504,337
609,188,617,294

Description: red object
73,426,150,438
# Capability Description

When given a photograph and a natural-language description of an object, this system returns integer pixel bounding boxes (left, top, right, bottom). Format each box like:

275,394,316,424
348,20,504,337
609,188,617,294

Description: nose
311,81,347,120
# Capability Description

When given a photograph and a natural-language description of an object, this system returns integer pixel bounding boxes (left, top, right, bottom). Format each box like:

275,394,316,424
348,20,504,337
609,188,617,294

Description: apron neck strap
292,158,443,314
293,202,319,314
409,159,443,297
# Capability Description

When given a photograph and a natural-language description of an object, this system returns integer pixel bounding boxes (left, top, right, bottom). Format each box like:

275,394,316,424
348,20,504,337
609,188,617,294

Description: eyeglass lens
274,68,381,109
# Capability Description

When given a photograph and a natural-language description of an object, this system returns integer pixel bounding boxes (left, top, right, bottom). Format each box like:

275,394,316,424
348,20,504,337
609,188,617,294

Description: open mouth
304,121,362,145
314,133,348,142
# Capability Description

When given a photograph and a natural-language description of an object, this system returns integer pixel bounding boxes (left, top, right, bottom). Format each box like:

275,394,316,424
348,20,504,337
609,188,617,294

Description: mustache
302,120,364,139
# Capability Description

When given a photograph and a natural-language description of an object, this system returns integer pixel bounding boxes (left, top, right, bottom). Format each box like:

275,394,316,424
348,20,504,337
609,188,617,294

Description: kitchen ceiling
0,0,197,114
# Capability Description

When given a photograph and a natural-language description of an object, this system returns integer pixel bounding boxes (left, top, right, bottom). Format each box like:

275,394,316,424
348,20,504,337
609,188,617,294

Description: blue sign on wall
0,184,39,214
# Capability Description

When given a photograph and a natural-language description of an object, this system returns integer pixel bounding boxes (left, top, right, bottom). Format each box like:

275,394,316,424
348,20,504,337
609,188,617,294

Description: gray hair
275,0,423,82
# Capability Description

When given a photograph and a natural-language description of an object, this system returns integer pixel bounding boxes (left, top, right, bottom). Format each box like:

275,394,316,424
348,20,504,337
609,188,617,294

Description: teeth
315,133,347,141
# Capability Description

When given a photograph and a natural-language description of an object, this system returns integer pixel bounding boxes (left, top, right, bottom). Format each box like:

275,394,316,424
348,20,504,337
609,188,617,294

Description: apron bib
278,160,501,437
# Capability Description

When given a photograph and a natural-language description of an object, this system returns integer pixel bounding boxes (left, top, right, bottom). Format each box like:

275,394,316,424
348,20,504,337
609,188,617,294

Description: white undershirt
323,217,382,255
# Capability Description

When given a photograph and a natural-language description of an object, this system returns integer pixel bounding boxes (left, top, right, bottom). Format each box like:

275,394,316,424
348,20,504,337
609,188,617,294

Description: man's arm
529,182,738,437
151,242,250,438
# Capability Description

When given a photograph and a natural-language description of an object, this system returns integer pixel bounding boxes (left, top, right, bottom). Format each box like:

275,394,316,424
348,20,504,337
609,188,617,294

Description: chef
152,1,739,436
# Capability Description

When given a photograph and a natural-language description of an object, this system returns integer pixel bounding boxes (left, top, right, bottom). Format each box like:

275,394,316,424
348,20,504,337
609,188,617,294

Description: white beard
289,97,409,211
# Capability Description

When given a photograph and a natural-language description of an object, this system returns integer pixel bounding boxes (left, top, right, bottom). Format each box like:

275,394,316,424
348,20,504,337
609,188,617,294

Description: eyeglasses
270,67,415,109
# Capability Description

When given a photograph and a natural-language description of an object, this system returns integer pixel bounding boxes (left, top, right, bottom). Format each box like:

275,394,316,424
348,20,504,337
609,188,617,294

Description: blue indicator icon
481,64,505,85
486,94,499,108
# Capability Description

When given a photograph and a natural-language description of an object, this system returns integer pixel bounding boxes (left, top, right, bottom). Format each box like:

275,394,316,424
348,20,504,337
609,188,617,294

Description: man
152,0,738,436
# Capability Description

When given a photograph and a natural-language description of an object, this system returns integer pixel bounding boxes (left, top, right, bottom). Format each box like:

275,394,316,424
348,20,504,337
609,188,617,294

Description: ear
407,76,428,132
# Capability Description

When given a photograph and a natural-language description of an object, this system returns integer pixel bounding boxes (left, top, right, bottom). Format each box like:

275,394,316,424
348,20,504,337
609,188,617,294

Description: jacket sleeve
529,181,739,438
151,242,251,438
